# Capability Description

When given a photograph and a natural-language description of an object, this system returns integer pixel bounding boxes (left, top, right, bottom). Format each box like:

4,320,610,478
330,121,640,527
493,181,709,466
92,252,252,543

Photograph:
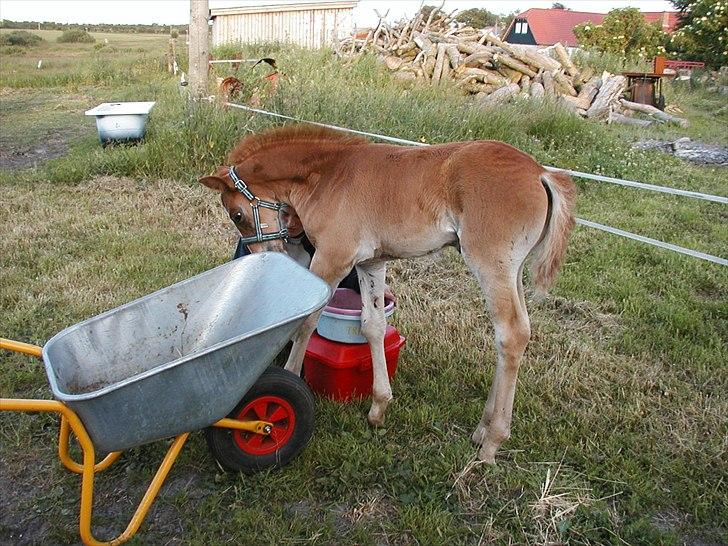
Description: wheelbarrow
0,252,330,545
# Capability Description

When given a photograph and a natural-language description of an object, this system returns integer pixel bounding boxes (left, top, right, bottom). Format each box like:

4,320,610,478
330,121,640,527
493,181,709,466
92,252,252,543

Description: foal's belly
376,228,458,259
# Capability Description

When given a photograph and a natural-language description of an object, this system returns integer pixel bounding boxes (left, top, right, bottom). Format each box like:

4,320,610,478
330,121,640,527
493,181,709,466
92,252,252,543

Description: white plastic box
85,102,156,145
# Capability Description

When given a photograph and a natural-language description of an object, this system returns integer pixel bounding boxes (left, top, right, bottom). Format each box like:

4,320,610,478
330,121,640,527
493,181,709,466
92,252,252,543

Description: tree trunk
620,99,689,127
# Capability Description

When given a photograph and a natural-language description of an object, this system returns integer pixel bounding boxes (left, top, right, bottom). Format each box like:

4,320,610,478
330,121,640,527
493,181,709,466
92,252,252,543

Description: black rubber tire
204,366,315,474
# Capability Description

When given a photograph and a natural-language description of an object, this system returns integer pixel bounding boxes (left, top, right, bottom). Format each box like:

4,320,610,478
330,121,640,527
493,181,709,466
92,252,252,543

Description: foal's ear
198,175,229,193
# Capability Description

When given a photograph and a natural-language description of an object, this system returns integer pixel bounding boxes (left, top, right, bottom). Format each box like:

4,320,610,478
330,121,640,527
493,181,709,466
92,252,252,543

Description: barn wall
212,7,354,48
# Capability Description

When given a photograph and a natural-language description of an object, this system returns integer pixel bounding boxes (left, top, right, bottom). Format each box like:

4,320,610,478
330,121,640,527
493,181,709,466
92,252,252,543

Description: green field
0,32,726,545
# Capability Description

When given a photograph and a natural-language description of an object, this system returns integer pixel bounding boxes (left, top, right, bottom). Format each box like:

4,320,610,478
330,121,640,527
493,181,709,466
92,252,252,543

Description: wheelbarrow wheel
205,366,315,474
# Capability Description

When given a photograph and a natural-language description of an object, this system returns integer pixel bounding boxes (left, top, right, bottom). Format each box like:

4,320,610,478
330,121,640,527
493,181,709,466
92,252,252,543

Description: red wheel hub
233,395,296,455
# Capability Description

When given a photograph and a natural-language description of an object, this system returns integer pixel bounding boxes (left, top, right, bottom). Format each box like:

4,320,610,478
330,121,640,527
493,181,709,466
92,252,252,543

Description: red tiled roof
642,11,680,32
510,8,679,47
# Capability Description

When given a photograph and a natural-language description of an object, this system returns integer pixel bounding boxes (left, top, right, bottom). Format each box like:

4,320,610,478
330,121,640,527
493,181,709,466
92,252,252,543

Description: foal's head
199,166,298,253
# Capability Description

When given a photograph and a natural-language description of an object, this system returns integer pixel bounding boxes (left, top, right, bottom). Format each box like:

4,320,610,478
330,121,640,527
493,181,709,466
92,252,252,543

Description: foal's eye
232,211,243,223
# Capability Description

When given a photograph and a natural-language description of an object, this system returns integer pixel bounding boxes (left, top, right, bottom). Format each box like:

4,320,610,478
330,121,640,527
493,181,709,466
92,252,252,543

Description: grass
1,37,726,545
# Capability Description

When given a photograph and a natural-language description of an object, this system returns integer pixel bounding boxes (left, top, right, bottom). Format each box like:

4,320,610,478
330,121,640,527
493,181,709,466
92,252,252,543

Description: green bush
573,8,667,60
57,29,95,43
669,0,728,69
0,30,44,47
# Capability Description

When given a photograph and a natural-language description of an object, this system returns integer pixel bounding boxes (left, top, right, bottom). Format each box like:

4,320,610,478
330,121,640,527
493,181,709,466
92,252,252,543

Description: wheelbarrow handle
0,337,43,358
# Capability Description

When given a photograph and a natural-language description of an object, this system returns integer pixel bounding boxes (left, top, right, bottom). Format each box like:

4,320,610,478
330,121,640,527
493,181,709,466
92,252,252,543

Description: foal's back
329,140,550,258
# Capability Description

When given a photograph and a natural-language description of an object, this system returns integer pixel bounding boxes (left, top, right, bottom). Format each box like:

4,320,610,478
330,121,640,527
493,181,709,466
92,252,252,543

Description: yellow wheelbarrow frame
0,338,273,546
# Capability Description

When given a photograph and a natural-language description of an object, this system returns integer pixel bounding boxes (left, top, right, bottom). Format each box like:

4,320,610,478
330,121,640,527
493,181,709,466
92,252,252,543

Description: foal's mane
227,124,369,164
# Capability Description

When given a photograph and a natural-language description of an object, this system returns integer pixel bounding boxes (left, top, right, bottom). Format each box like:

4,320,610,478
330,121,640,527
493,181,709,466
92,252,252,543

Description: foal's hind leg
471,262,528,446
355,261,391,426
463,253,531,464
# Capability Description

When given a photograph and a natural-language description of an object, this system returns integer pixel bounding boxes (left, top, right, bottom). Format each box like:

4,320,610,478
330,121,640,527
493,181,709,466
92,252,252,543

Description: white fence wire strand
225,101,727,266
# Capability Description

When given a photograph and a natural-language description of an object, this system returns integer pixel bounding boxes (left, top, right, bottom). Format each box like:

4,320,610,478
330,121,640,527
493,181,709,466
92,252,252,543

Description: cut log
493,53,537,78
396,41,417,56
422,44,437,79
586,74,626,119
413,32,433,52
573,76,601,110
542,70,556,98
432,42,448,84
384,55,404,70
455,66,509,87
553,70,577,96
483,33,536,68
530,82,545,99
445,45,462,69
475,83,520,107
456,42,489,55
463,51,494,65
523,49,562,72
579,66,594,84
620,99,689,127
609,111,654,127
461,81,495,94
394,20,412,50
553,42,577,76
456,33,482,42
520,75,531,94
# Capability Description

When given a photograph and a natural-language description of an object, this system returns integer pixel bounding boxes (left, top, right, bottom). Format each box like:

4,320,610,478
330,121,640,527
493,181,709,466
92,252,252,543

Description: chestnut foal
200,125,575,463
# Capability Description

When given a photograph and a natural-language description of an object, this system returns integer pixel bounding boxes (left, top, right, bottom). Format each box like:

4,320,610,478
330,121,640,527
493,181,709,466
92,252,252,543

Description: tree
573,7,668,59
669,0,728,68
456,8,498,28
552,2,568,9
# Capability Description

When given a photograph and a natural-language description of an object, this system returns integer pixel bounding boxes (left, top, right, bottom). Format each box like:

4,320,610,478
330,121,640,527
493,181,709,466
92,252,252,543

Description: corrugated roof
211,1,357,17
507,8,679,47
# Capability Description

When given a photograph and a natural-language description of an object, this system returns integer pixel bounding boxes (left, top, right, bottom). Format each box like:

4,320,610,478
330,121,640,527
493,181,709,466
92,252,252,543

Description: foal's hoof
367,397,391,427
367,411,386,427
471,425,487,445
477,444,498,465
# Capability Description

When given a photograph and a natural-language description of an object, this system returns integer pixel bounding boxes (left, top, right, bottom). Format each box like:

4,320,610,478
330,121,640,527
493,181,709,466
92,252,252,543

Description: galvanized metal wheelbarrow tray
0,252,330,546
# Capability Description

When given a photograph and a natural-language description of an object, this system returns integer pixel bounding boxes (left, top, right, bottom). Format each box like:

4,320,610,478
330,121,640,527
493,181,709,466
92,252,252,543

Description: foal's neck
241,141,353,202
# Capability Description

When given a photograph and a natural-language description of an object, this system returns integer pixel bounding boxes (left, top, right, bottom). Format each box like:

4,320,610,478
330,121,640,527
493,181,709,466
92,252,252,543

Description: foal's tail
530,170,576,294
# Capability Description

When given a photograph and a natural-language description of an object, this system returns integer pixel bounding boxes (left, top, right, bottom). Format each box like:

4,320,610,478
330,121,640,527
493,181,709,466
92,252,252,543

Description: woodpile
336,7,689,127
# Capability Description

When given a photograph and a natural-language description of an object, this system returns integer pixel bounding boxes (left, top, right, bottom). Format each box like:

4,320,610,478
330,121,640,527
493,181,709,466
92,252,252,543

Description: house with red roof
503,8,679,47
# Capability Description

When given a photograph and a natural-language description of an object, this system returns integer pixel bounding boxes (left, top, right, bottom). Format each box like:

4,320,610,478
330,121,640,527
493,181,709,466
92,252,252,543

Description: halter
228,166,289,245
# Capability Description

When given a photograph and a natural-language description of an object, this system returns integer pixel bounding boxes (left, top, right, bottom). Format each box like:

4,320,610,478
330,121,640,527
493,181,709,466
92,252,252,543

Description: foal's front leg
355,261,391,426
283,252,352,376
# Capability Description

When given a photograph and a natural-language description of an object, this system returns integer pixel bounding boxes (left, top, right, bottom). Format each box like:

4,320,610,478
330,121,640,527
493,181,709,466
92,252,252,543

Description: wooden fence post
188,0,209,101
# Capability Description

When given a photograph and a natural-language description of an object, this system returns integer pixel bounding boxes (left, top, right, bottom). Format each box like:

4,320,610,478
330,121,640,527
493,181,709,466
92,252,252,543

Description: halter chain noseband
228,166,288,245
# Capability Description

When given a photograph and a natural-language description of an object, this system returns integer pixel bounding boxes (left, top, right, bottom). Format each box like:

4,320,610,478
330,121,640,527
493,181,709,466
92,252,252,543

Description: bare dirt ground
0,88,94,171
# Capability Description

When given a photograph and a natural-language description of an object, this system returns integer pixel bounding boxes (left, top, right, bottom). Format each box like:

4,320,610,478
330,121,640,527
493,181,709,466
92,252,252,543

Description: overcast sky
0,0,676,27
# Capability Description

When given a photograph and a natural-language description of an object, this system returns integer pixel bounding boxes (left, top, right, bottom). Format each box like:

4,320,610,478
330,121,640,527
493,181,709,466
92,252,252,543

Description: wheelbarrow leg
58,416,122,473
78,433,190,546
0,398,189,546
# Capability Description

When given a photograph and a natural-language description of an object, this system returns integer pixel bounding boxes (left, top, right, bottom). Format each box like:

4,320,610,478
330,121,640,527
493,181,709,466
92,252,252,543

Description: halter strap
228,166,289,245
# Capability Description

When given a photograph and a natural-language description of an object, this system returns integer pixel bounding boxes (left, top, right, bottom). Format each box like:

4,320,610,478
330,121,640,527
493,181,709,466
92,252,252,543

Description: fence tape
575,219,727,266
225,102,727,266
546,167,727,204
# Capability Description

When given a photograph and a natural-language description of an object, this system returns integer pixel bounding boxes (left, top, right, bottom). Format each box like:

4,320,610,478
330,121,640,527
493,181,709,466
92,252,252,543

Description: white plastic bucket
316,288,395,344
